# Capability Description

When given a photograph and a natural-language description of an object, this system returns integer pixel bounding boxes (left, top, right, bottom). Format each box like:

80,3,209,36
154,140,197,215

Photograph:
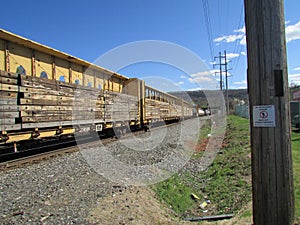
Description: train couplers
55,126,63,135
0,131,9,143
31,128,40,139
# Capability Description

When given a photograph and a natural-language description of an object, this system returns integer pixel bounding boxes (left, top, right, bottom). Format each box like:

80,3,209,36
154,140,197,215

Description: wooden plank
19,86,74,96
0,124,21,131
19,105,102,112
21,110,73,117
0,71,19,79
0,112,19,118
21,74,105,94
20,105,72,111
20,80,92,95
22,92,103,102
0,77,18,85
21,115,73,123
0,91,18,98
0,105,19,112
0,118,16,124
21,119,105,129
21,80,76,94
0,83,19,92
20,110,104,118
21,74,56,85
0,98,18,105
19,85,102,99
20,98,64,106
20,93,104,106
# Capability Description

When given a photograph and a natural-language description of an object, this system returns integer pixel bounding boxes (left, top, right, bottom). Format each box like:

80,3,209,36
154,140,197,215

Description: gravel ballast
0,118,203,224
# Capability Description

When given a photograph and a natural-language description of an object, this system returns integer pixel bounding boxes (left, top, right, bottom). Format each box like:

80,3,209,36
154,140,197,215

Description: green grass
153,116,300,223
240,209,252,219
154,174,196,214
199,119,213,139
201,115,252,214
192,118,212,159
292,129,300,223
153,115,252,217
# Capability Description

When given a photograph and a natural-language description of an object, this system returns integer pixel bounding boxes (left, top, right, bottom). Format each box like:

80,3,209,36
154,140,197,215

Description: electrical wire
231,1,246,76
202,0,215,62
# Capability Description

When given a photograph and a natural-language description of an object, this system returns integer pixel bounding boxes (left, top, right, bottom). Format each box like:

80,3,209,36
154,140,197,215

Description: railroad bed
0,118,203,224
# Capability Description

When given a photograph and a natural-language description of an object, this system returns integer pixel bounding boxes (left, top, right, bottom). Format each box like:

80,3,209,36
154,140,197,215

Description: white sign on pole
253,105,276,127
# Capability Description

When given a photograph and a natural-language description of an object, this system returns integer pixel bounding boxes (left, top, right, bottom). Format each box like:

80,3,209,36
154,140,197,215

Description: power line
202,0,215,61
232,2,246,75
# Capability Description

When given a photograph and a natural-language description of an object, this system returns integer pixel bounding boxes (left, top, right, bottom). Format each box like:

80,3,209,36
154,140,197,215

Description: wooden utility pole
244,0,294,224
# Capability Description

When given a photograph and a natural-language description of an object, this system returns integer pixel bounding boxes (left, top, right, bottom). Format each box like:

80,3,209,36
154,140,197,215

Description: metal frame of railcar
0,29,195,144
0,29,133,143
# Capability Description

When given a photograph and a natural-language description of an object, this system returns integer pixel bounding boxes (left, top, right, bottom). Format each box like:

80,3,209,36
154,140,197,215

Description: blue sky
1,0,300,91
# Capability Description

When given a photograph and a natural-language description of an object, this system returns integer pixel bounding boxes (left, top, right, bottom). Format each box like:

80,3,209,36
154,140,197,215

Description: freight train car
0,29,194,144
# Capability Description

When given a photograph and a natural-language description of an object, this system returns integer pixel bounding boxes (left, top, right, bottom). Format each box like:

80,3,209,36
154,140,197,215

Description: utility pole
224,50,229,114
214,51,230,114
219,52,222,91
244,0,294,224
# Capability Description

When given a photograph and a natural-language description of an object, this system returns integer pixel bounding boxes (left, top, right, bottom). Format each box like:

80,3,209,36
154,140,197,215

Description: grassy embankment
153,115,300,224
292,128,300,223
153,115,252,218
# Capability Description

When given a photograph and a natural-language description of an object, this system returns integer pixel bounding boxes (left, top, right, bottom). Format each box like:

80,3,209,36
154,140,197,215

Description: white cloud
289,73,300,82
188,77,213,83
191,70,218,77
214,26,246,45
293,67,300,71
226,53,239,59
188,70,217,83
234,80,247,85
241,51,247,56
187,87,201,91
214,34,244,43
239,35,246,45
234,26,245,33
175,81,184,85
230,80,247,89
214,20,300,47
286,21,300,42
180,75,186,79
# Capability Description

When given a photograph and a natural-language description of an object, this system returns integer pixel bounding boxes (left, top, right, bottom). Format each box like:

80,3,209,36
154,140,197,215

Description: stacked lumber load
104,91,138,122
158,101,170,118
183,105,193,117
18,75,105,128
145,98,180,119
169,103,181,118
0,71,21,131
18,74,139,128
145,99,161,119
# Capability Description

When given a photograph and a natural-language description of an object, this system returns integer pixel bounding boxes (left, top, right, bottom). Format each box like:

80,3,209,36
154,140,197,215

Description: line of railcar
0,29,195,144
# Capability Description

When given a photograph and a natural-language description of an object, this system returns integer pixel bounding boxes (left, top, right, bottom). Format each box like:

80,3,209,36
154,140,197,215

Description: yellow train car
0,29,195,144
0,29,132,143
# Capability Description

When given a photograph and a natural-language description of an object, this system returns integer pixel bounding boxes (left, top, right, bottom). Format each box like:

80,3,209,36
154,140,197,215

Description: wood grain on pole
244,0,294,224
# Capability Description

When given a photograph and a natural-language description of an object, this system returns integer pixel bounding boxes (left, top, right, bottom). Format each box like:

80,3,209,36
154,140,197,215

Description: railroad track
0,120,184,171
0,144,79,170
0,116,209,171
0,131,136,170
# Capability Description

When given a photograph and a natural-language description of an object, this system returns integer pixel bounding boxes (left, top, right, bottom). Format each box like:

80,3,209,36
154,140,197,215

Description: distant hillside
169,89,248,112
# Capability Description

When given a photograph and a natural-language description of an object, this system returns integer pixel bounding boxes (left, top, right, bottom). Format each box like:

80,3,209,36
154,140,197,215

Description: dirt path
88,186,192,225
87,185,253,225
